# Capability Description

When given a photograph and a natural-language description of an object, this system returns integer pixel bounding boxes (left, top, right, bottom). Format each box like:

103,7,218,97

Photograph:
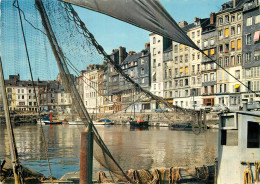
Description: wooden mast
0,57,22,184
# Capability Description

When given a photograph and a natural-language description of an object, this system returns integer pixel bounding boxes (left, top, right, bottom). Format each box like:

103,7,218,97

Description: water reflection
0,124,218,179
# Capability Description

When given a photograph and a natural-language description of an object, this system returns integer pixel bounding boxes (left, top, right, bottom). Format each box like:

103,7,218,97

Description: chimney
194,17,200,23
210,12,216,25
145,42,150,49
128,51,136,55
233,0,237,8
119,46,125,64
178,21,188,28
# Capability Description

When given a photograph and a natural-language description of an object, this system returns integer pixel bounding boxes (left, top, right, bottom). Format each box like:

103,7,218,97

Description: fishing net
0,0,212,182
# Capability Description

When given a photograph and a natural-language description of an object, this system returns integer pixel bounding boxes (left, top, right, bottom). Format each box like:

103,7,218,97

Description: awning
234,84,240,89
254,31,260,42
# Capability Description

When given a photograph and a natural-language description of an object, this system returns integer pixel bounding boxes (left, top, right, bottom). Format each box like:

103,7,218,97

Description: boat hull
130,121,149,127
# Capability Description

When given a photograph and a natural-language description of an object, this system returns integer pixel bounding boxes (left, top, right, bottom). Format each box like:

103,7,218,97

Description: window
197,64,200,72
225,57,230,66
153,59,156,67
175,80,178,87
210,37,215,45
185,79,188,86
231,27,235,35
197,30,200,37
254,50,260,61
169,81,172,88
174,45,178,53
225,15,229,23
153,48,156,55
237,13,242,20
237,39,242,50
235,70,240,79
153,37,156,44
175,68,178,76
18,89,20,93
255,15,260,24
175,56,178,64
231,15,235,22
185,66,188,74
219,30,223,39
197,53,200,60
185,54,188,62
192,54,195,60
225,43,229,52
141,68,144,75
179,67,183,75
225,28,229,37
231,56,235,66
237,55,242,64
247,122,260,148
210,49,215,55
247,17,253,26
219,45,223,52
204,74,208,82
237,24,241,34
192,32,195,38
180,44,183,51
192,77,195,85
180,55,183,62
204,50,209,56
246,34,252,45
179,80,183,87
246,53,251,62
192,65,195,73
231,41,235,51
169,69,172,78
219,17,223,25
204,39,208,47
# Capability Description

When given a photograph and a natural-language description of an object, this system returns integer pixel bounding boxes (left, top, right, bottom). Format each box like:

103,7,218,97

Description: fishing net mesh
0,0,216,181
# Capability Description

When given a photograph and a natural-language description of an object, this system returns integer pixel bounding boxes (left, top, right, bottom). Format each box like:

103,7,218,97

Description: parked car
247,101,260,111
212,104,229,112
189,104,211,111
154,108,169,113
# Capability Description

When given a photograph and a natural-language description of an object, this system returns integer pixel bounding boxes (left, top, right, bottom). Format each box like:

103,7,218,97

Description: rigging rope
14,0,54,183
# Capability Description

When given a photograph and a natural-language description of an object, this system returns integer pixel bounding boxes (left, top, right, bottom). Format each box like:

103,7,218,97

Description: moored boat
93,119,112,125
129,117,149,127
68,120,84,125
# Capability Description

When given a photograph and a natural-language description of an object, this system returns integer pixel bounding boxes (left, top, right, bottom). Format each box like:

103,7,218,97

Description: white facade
150,34,164,100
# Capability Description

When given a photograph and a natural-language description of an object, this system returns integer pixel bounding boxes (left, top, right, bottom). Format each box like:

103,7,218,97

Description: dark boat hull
130,121,149,127
44,121,62,125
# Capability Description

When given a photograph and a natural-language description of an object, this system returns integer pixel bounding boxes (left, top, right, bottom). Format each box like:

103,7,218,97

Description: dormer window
219,17,223,25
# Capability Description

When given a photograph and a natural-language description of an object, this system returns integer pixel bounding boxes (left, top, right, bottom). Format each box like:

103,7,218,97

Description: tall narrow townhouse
83,64,103,114
150,34,164,101
186,18,208,108
201,13,218,107
172,21,191,108
150,34,171,109
216,0,247,110
163,44,174,105
242,0,260,102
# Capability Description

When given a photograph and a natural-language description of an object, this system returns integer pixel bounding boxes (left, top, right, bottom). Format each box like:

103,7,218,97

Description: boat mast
0,57,22,184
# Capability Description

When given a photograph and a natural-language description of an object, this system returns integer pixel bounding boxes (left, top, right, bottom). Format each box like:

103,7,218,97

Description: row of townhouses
77,0,260,113
2,0,259,115
1,74,72,115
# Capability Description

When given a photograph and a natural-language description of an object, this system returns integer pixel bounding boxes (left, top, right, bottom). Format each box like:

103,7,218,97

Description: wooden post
203,109,207,130
0,58,21,184
80,123,93,184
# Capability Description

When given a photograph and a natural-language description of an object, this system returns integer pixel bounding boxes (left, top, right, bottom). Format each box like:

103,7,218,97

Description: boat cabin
217,111,260,183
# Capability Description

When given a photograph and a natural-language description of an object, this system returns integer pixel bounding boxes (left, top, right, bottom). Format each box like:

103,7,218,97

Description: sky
75,0,228,54
1,0,229,80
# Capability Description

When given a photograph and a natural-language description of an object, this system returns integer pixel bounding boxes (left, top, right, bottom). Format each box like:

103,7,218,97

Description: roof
121,52,142,65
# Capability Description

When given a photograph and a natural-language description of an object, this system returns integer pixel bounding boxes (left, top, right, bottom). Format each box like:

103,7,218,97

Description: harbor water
0,124,218,179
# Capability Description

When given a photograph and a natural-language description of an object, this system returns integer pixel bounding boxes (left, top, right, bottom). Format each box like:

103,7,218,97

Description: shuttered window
231,41,235,50
185,67,188,74
225,28,229,37
210,49,215,55
237,39,241,50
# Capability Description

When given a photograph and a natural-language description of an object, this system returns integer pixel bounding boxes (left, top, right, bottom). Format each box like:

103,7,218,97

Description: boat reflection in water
130,126,149,131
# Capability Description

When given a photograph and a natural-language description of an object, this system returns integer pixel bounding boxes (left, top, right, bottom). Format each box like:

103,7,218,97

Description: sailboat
42,112,62,125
